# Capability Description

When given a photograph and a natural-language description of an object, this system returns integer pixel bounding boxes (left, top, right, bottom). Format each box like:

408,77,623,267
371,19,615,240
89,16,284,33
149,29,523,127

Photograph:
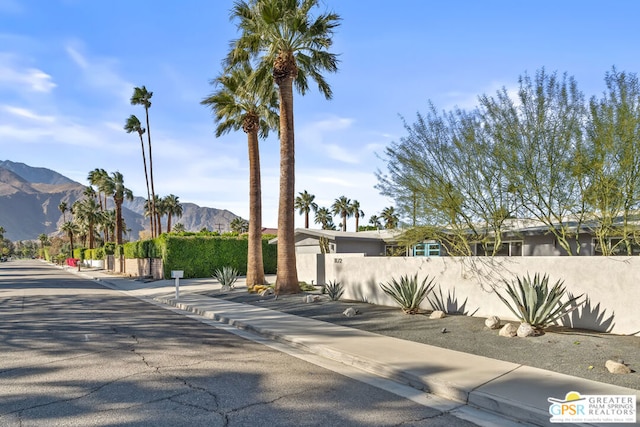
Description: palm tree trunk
138,133,154,236
247,130,265,287
145,106,157,238
275,77,299,294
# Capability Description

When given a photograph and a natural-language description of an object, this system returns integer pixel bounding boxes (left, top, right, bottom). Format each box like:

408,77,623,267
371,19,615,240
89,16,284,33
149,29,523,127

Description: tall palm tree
162,194,183,233
228,0,340,294
87,168,109,211
124,114,154,236
331,196,353,232
103,172,134,245
350,200,364,232
314,207,336,230
58,202,68,223
130,86,157,237
202,62,278,287
294,190,318,228
381,206,399,230
60,221,79,257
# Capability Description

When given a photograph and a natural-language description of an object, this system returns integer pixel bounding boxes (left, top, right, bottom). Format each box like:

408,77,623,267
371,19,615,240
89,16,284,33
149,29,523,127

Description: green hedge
115,234,277,279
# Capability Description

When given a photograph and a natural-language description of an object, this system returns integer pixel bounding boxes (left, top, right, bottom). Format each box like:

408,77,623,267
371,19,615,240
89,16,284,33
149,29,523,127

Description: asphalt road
0,260,487,427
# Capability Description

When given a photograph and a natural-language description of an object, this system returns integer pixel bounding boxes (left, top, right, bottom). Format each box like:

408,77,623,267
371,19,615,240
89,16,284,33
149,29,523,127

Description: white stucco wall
298,254,640,335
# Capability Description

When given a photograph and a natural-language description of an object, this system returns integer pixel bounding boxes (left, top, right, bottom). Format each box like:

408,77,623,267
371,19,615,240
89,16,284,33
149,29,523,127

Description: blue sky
2,1,640,230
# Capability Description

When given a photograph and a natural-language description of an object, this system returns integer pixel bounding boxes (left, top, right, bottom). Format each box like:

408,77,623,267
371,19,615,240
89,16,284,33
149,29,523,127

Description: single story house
273,219,639,257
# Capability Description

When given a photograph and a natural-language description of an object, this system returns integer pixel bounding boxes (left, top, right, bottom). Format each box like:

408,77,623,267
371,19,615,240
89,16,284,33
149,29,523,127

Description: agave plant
324,280,344,301
495,273,584,330
213,266,239,291
380,274,436,314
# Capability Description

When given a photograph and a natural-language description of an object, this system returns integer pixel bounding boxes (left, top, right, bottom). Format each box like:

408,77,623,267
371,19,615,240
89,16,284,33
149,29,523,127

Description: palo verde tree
583,68,640,255
227,0,341,294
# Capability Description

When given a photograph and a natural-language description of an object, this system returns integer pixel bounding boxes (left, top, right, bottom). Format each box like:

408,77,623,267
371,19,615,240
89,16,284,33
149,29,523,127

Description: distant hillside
0,160,242,241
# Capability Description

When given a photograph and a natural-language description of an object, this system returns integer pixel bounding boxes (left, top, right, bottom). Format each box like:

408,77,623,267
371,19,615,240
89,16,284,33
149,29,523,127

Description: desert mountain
0,160,241,241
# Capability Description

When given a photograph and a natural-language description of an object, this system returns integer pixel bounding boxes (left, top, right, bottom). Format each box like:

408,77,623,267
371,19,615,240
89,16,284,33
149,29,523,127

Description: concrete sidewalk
75,267,639,427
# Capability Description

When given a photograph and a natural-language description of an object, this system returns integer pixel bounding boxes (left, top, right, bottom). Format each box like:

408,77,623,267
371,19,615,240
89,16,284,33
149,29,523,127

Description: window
413,242,440,257
478,241,523,256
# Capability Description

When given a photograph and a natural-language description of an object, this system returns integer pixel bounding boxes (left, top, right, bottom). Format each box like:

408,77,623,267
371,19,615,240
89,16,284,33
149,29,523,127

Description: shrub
213,266,239,290
380,274,436,314
324,280,344,301
298,282,316,291
495,273,584,331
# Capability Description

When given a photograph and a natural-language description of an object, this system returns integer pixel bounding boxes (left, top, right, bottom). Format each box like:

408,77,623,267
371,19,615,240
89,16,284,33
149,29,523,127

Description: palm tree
381,206,399,229
58,202,68,223
230,217,250,234
201,62,278,287
153,194,164,235
103,172,134,245
87,168,109,211
38,233,49,255
294,190,318,228
162,194,183,233
130,86,157,237
314,207,336,230
228,0,340,294
172,223,185,233
369,214,382,230
60,221,79,257
124,114,154,236
350,200,364,232
331,196,353,232
73,197,101,249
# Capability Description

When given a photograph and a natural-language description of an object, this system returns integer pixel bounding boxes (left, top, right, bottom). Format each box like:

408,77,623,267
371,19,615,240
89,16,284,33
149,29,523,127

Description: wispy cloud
444,81,519,110
64,41,133,103
0,54,56,93
2,105,55,122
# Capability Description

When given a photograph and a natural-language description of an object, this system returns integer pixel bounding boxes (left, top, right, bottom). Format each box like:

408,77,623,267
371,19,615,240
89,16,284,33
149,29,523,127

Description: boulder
259,288,274,297
499,323,518,337
517,323,535,337
343,307,358,317
302,295,319,303
429,310,446,319
485,316,501,329
605,359,632,374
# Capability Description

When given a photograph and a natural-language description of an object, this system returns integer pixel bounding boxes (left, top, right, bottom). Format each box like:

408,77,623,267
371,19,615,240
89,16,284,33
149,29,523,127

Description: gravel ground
203,289,639,391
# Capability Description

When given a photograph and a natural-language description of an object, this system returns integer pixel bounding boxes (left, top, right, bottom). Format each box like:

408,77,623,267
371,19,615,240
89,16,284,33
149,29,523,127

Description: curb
156,296,549,426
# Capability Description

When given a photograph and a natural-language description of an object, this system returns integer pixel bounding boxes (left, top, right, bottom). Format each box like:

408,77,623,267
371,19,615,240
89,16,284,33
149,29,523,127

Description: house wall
298,253,639,335
336,239,385,256
523,233,593,256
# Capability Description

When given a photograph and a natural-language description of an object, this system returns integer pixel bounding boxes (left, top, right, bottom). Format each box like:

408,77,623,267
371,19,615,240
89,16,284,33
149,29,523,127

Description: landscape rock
303,295,320,303
429,310,446,319
499,323,518,337
485,316,501,329
259,288,274,297
517,323,535,337
605,359,632,374
343,307,358,317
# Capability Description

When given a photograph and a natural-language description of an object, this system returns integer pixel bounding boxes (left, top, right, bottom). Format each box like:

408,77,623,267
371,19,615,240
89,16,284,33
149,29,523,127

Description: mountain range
0,160,241,241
